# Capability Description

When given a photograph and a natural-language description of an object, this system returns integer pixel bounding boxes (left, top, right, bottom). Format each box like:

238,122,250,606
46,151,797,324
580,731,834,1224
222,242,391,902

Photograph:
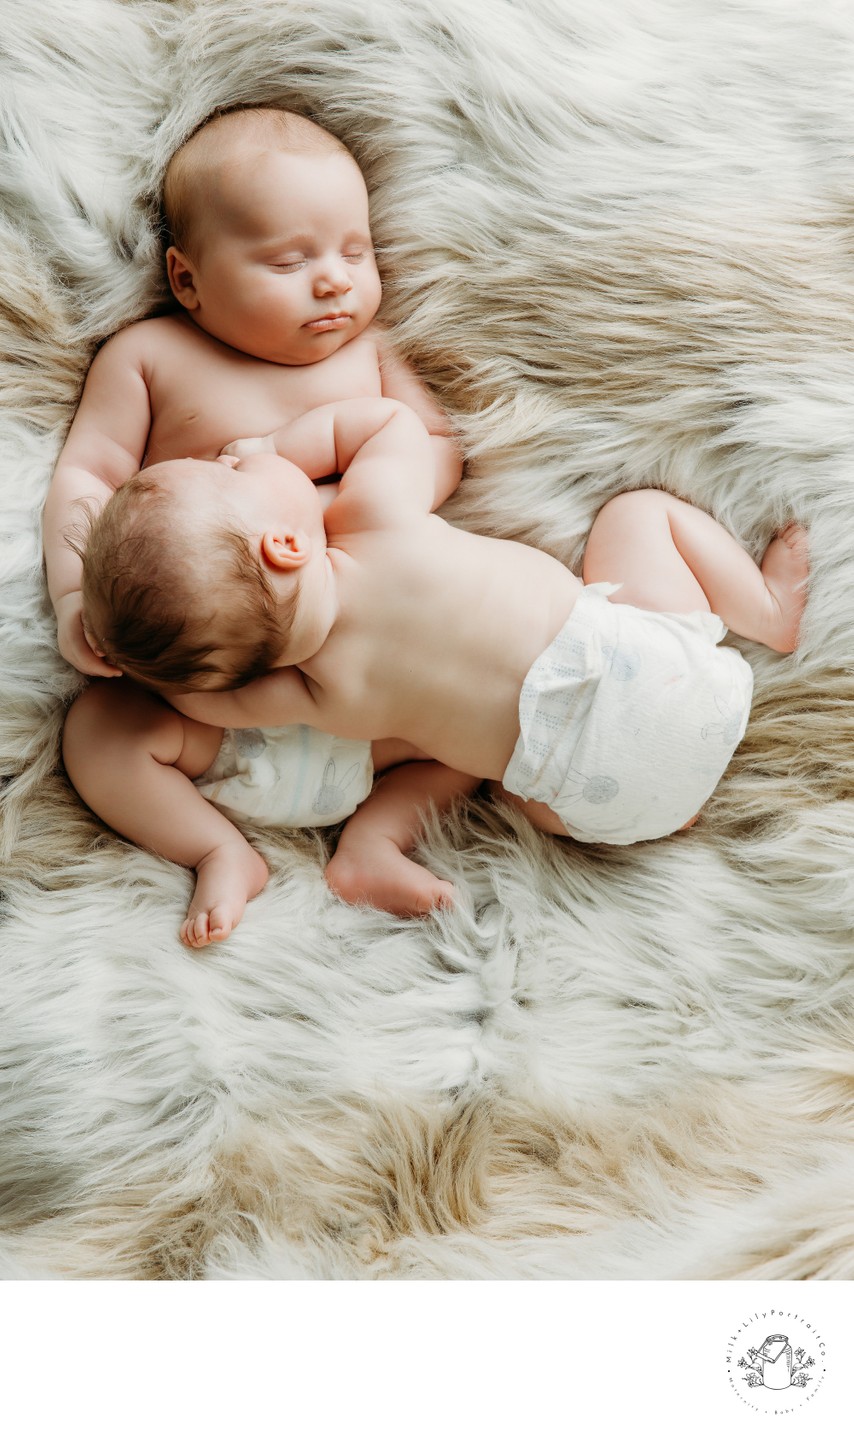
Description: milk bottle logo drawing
738,1334,815,1390
726,1310,827,1412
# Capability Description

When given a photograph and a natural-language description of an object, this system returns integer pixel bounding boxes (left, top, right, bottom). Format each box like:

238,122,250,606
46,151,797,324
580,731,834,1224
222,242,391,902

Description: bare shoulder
365,321,410,374
74,322,153,405
364,322,413,369
91,315,176,369
345,324,383,367
367,325,450,431
106,313,200,357
90,319,147,364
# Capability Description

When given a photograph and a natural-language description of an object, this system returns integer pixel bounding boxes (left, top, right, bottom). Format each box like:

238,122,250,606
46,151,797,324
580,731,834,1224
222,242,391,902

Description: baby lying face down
74,396,809,944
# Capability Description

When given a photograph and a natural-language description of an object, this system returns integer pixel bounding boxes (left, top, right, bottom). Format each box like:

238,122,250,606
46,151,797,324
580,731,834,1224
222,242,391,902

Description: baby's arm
43,328,152,674
373,331,464,504
224,398,460,513
286,399,445,519
261,399,446,521
168,665,319,730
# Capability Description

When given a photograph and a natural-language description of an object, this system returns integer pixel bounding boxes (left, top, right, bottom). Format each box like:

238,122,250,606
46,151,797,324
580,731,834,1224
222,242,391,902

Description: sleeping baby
75,396,809,942
43,105,471,943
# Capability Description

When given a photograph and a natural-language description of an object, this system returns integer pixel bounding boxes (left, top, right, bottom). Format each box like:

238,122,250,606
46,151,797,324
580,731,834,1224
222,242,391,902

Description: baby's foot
180,838,269,949
758,523,809,653
326,835,455,917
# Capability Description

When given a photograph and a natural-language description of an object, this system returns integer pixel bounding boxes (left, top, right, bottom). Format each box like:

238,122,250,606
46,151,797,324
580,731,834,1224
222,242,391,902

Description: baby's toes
412,877,456,914
781,522,810,562
206,905,234,942
432,879,456,910
181,911,211,949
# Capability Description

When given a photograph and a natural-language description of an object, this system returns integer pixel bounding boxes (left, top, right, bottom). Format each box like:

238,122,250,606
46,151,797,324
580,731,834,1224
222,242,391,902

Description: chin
294,331,354,363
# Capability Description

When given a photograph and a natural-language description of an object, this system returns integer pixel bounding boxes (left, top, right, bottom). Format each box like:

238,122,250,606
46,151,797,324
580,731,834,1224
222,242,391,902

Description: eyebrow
254,230,372,254
257,232,313,251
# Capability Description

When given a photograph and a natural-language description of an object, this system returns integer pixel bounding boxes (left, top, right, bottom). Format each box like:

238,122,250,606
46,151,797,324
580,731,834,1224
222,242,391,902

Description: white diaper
195,725,373,828
503,582,754,844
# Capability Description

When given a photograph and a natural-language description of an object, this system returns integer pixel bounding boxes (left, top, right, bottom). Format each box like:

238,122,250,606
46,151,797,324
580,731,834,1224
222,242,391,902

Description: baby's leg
62,680,268,949
583,490,808,651
326,757,479,916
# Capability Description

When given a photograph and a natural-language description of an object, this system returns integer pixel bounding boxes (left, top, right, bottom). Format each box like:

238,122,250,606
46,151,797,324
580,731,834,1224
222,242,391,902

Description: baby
43,106,468,942
77,397,810,936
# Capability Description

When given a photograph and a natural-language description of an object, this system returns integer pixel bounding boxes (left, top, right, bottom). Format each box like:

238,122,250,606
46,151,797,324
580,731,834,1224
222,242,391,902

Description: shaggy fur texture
2,0,854,1279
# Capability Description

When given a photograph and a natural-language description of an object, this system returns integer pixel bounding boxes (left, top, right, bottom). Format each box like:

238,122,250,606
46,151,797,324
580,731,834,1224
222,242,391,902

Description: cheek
262,278,305,320
233,270,299,314
358,263,382,306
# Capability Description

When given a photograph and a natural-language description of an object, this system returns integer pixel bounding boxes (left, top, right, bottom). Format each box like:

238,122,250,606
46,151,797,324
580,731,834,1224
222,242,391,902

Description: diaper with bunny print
195,724,373,828
503,582,754,844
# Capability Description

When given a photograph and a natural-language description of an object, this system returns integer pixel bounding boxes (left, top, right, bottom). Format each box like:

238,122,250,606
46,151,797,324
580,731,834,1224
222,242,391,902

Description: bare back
301,514,583,780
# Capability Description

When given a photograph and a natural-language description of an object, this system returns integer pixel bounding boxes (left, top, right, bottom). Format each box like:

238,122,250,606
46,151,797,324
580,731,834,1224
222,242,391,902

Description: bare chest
143,324,382,464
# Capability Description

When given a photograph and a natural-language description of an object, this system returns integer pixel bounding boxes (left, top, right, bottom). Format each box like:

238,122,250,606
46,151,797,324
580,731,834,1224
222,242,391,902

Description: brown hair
77,471,295,691
163,107,352,258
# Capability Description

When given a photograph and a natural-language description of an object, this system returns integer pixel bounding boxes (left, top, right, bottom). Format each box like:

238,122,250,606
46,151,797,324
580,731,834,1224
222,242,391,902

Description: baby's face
171,149,382,365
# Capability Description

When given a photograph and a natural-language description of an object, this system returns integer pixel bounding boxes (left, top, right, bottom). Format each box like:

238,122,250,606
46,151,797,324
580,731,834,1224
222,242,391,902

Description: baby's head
162,108,382,364
80,452,325,691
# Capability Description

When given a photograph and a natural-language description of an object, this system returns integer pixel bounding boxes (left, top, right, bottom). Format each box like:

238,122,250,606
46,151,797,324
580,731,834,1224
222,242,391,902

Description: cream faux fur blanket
2,0,854,1279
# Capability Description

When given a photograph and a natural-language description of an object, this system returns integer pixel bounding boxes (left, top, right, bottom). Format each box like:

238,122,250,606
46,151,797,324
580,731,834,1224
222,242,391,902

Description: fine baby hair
77,465,291,691
162,106,352,259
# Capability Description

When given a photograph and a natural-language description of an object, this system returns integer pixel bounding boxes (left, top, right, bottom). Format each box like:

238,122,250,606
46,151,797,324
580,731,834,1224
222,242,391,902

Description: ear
166,246,200,310
260,528,312,571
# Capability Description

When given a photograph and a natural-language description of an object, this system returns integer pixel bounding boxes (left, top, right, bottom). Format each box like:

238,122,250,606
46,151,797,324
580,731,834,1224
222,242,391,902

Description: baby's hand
219,435,277,459
55,592,122,677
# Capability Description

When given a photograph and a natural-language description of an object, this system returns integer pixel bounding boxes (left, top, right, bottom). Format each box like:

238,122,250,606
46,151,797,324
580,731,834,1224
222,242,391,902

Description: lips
304,313,352,332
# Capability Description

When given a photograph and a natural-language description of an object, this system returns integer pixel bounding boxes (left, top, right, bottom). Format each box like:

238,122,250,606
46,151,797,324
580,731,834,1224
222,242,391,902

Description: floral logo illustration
738,1334,814,1390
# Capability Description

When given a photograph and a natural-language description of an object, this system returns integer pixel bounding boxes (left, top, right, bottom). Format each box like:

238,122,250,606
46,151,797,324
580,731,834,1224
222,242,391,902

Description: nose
313,254,353,298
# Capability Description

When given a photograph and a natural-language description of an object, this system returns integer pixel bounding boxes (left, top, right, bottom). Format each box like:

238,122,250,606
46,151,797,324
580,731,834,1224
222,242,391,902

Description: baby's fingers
220,435,276,458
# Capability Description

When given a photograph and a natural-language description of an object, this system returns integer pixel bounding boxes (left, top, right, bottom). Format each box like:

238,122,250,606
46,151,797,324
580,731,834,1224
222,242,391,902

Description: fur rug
2,0,854,1280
